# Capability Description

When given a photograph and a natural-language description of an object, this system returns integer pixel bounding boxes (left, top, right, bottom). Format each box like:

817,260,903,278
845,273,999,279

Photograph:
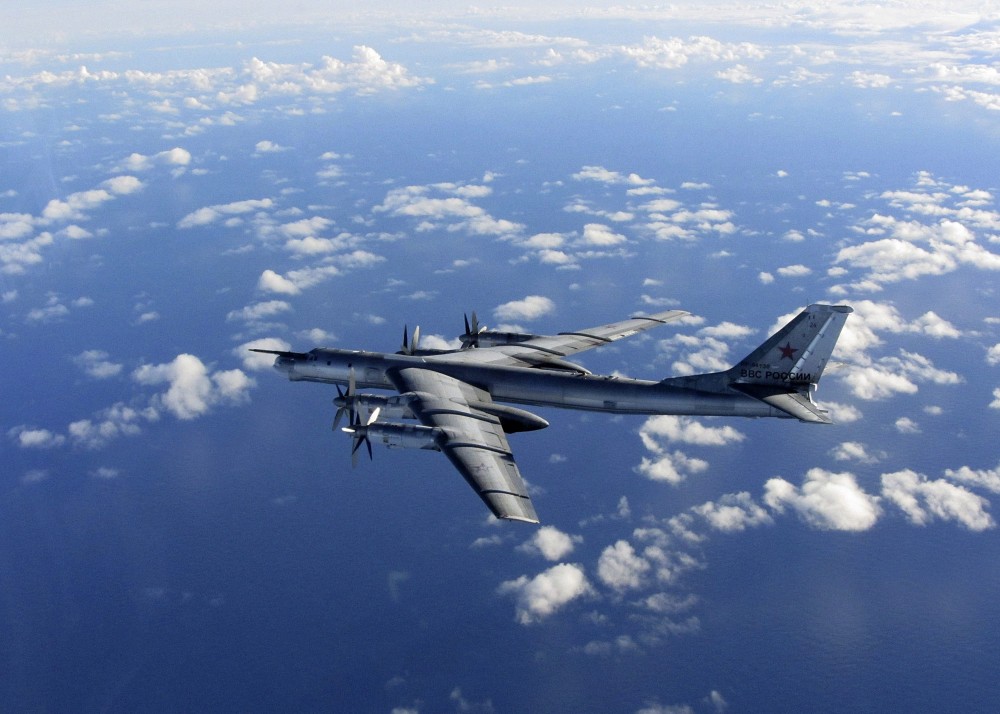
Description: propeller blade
332,366,358,431
463,311,485,347
401,325,409,354
411,326,420,353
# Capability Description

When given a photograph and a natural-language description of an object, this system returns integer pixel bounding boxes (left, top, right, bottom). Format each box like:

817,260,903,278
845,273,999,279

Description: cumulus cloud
68,402,159,449
830,441,881,464
693,492,773,532
493,295,555,322
120,147,191,172
375,182,521,237
618,35,767,71
226,300,292,323
133,354,254,420
8,425,66,449
840,349,960,400
580,223,628,246
640,415,745,448
636,416,743,485
763,468,881,531
944,463,1000,494
39,176,143,223
177,198,274,229
517,526,581,561
571,165,653,185
656,320,753,376
597,540,651,592
882,470,994,531
72,349,123,379
636,450,709,485
834,213,1000,290
498,563,593,624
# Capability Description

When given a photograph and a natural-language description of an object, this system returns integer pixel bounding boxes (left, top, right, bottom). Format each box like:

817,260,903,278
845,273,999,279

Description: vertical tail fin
661,304,853,423
730,304,853,388
727,304,852,423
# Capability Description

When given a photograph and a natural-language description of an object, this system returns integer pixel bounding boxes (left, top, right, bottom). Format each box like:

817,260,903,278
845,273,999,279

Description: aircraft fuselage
276,347,785,420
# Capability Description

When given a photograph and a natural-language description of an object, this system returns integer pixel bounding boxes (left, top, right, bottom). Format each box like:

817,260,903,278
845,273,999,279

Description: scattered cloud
763,468,881,531
493,295,555,322
178,198,274,229
882,469,994,531
517,526,581,561
72,349,123,379
498,563,594,624
133,354,254,420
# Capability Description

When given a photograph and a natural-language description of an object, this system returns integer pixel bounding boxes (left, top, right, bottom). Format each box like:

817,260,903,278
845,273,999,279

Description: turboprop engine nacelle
367,422,443,451
339,393,418,421
462,330,541,349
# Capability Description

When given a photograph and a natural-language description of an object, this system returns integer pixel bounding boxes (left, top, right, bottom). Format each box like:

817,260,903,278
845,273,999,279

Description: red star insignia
779,343,798,360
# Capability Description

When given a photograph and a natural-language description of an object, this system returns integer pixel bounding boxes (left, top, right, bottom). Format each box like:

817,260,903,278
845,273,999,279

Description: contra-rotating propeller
331,366,357,431
399,325,421,355
463,311,486,348
342,407,380,467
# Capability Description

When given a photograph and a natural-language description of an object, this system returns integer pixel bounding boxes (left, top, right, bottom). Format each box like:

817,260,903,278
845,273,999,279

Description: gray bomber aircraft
252,303,852,523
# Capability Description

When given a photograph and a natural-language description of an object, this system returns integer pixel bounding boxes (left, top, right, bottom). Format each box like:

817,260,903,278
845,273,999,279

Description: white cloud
256,265,344,295
8,425,66,449
133,354,254,420
493,295,555,322
120,147,191,171
715,64,762,84
834,216,1000,288
596,540,650,592
881,469,994,531
830,441,881,464
849,70,893,88
693,492,773,532
72,349,123,379
636,450,709,485
944,463,1000,494
776,264,812,278
639,415,745,448
571,166,653,185
764,468,881,531
618,35,767,71
226,300,292,323
896,417,921,433
177,198,274,229
68,402,159,449
580,223,628,246
517,526,581,561
375,182,521,238
254,140,287,153
497,563,593,624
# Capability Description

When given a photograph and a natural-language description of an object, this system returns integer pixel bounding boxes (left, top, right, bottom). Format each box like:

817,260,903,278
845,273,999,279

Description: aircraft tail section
661,304,853,423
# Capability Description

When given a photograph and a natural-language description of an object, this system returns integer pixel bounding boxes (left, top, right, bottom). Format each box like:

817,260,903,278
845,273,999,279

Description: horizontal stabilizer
731,383,832,424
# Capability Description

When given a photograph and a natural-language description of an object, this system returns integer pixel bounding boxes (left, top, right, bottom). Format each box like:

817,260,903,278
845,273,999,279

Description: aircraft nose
274,355,293,373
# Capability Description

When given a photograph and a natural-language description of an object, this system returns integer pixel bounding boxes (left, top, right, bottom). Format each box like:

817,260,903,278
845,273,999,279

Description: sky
3,2,1000,712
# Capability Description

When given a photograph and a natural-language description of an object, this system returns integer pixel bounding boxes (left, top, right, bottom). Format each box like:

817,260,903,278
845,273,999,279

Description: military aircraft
252,303,852,523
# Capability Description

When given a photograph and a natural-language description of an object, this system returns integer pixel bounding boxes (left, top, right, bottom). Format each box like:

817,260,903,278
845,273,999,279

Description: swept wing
433,308,688,370
387,366,538,523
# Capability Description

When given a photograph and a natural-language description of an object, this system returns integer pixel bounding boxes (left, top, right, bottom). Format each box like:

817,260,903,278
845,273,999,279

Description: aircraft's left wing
513,308,687,358
387,366,539,523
